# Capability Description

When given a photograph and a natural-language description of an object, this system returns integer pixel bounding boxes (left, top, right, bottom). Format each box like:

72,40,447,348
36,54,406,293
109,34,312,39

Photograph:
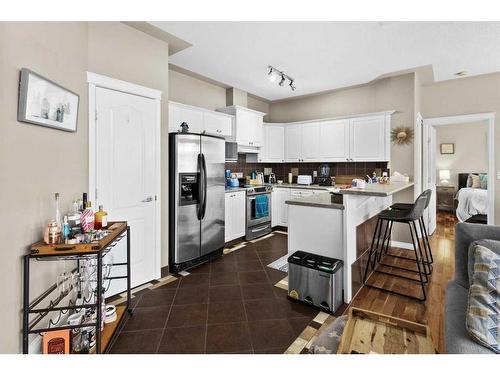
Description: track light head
289,80,296,91
267,67,277,82
279,74,286,86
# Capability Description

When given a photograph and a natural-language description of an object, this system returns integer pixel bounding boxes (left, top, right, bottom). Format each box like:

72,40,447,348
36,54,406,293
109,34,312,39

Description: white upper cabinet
168,101,234,138
262,111,392,164
349,115,387,161
319,119,350,162
169,102,203,134
285,124,302,162
259,123,284,162
301,122,321,162
203,111,233,137
216,106,266,147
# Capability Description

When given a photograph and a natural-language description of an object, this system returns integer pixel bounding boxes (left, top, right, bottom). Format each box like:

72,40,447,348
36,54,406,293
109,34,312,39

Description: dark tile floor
109,232,318,354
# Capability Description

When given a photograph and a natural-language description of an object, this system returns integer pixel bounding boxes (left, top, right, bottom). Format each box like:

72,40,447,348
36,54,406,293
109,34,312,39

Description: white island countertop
338,181,414,197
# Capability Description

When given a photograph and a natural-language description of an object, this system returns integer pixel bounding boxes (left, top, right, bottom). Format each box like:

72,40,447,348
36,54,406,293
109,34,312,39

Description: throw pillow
468,240,500,287
466,244,500,353
467,174,472,187
309,315,348,354
470,174,481,189
479,173,488,190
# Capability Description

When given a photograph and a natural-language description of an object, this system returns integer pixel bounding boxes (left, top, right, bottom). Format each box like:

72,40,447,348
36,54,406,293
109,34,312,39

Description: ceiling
152,22,500,101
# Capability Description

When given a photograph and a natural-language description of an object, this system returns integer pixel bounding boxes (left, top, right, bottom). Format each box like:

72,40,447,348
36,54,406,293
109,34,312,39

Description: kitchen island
286,181,414,304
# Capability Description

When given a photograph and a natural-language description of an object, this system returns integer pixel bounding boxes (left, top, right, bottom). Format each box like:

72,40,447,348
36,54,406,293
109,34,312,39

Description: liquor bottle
94,205,108,230
82,192,88,210
62,216,70,243
54,193,62,227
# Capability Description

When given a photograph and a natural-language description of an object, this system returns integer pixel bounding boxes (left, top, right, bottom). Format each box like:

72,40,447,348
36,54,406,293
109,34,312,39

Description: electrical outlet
313,171,318,177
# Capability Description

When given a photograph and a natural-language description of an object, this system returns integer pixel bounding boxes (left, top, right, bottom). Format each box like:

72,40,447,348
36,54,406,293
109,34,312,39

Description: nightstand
436,185,456,212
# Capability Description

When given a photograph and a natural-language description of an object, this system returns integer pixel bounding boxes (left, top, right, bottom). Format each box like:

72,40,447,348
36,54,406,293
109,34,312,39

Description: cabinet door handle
142,196,153,203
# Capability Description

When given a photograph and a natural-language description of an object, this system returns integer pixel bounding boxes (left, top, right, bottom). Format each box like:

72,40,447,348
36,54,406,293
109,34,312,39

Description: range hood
237,144,260,154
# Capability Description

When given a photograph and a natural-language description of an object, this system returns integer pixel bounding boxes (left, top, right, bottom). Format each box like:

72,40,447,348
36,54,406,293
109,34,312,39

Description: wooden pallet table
337,307,436,354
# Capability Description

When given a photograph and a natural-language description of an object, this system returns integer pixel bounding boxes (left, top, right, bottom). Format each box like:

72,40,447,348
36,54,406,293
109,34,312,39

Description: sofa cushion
446,281,494,353
466,244,500,353
309,315,348,354
468,239,500,287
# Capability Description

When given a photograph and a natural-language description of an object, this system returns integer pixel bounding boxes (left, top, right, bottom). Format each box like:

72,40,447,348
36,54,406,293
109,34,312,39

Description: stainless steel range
245,185,272,240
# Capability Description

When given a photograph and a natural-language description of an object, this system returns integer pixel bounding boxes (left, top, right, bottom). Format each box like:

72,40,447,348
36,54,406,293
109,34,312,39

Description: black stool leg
412,221,429,283
417,218,433,274
375,219,391,265
420,217,434,264
408,222,427,301
363,218,382,283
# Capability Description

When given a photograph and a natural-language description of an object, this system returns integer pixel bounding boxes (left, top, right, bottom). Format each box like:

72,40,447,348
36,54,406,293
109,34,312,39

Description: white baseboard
390,240,414,250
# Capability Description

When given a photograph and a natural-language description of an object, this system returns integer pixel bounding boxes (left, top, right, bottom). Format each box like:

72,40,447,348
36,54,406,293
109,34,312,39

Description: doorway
88,72,162,289
419,113,495,234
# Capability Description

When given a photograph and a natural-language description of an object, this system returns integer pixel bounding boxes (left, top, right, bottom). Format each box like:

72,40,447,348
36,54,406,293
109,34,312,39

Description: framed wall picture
18,68,79,132
440,143,455,154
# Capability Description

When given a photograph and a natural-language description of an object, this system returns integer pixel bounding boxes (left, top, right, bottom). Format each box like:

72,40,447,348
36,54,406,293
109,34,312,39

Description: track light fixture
267,65,296,91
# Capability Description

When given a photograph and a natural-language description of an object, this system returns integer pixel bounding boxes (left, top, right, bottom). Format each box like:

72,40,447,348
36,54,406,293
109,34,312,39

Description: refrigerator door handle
197,153,204,220
201,153,208,219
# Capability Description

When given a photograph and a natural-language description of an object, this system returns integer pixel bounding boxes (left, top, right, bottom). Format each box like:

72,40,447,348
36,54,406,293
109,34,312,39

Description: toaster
297,175,312,185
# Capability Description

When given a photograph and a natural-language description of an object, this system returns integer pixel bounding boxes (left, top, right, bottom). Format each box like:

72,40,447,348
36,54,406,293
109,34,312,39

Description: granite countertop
272,183,338,191
285,192,344,210
225,187,247,193
338,181,414,197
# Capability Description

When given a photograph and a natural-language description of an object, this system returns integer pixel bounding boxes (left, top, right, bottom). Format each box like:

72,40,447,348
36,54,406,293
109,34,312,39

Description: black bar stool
362,189,432,301
387,190,434,270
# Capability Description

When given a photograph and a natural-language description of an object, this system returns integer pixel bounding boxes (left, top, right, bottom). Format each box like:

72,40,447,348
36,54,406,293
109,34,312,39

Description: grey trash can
287,251,343,314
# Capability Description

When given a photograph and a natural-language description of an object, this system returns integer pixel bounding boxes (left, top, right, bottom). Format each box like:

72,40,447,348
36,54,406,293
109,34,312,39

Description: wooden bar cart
22,221,132,354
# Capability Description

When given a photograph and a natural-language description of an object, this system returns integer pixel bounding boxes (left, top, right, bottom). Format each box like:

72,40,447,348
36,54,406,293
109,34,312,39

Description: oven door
246,193,271,227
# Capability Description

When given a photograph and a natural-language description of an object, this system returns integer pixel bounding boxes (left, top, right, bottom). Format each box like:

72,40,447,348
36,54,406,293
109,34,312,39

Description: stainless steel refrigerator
169,133,225,273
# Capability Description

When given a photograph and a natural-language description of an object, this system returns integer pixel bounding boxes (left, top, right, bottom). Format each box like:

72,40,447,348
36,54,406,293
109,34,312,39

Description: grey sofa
445,222,500,354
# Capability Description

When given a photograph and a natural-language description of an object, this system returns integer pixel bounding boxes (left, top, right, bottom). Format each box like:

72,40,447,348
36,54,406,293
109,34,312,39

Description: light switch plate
497,172,500,180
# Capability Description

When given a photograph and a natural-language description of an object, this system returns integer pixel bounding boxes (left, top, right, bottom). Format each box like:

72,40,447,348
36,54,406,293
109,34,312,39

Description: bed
455,173,488,223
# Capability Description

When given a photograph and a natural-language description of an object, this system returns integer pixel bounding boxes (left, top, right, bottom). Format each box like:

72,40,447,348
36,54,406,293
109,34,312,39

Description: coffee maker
317,164,334,186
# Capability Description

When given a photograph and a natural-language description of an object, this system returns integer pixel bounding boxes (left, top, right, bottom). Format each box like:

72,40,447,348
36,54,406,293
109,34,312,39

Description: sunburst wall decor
391,126,414,145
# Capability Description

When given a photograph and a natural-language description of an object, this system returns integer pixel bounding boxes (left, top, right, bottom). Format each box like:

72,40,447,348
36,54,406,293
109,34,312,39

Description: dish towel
255,195,269,219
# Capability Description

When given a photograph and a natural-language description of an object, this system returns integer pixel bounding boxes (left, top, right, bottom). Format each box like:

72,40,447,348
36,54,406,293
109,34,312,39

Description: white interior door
423,124,437,235
95,87,159,288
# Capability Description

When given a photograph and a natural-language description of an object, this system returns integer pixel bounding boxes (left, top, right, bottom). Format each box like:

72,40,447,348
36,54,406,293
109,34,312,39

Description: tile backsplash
225,154,388,183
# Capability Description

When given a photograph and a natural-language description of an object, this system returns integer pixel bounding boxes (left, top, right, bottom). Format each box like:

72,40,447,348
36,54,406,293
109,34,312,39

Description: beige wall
420,73,500,222
435,122,489,187
169,69,226,110
168,69,270,117
0,21,169,353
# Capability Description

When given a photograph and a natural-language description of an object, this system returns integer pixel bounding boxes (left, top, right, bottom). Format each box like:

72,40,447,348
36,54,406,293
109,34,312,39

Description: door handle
141,196,153,202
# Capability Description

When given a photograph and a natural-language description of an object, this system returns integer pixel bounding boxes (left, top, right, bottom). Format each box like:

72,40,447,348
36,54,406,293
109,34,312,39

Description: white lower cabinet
225,191,246,243
272,188,291,227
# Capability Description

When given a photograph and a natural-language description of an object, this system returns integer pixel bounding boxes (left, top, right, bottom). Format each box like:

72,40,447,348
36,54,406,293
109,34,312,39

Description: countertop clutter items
44,192,109,246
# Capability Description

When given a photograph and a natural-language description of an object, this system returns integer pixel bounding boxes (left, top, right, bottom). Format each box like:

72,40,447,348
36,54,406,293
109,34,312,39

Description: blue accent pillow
479,173,488,189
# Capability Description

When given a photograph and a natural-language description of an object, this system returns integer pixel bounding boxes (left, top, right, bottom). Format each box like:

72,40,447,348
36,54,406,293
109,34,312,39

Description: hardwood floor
348,211,458,353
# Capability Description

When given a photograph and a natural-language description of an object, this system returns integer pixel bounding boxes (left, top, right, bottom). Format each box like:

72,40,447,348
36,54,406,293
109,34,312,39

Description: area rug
267,255,288,272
